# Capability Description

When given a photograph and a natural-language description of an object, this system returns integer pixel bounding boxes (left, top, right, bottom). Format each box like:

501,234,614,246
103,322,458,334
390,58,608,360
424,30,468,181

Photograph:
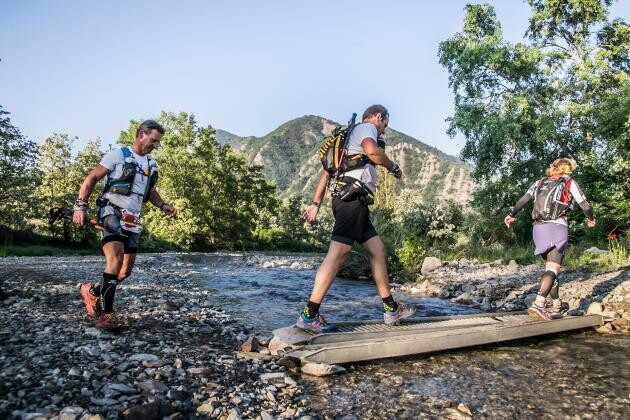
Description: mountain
221,115,474,203
214,128,241,145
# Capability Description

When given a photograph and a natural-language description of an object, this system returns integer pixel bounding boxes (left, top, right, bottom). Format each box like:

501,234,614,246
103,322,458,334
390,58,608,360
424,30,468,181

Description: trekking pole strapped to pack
318,113,357,178
48,207,125,236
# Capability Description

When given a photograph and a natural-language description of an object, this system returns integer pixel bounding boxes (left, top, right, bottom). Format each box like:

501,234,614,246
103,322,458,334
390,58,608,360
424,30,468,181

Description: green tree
35,133,75,241
123,112,279,250
438,0,629,238
68,138,104,244
278,194,309,242
0,107,40,237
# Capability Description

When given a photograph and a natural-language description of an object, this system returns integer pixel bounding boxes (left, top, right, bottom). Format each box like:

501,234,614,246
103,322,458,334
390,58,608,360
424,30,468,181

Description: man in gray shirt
298,105,416,333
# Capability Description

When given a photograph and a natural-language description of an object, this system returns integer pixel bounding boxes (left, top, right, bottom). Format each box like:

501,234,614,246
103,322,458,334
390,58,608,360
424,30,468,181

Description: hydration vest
319,114,374,177
531,176,573,221
102,147,158,203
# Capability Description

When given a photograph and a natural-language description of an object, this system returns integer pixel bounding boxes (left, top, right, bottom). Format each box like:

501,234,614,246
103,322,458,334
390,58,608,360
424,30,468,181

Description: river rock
135,379,169,393
594,323,613,334
612,317,630,332
300,362,345,377
507,260,519,272
461,284,476,293
421,257,442,275
417,279,442,296
121,401,171,420
196,403,215,414
261,411,275,420
584,247,610,255
260,372,287,383
128,353,159,362
587,301,603,315
227,408,242,420
242,336,260,352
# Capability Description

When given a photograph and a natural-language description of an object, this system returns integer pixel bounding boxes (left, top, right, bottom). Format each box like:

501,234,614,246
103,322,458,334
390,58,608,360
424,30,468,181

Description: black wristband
159,203,166,211
311,201,320,207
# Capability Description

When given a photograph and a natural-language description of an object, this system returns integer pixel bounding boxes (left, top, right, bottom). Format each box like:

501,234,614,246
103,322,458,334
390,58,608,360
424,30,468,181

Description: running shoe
384,302,417,325
295,312,336,334
549,301,570,319
96,312,123,331
79,283,100,318
528,303,552,321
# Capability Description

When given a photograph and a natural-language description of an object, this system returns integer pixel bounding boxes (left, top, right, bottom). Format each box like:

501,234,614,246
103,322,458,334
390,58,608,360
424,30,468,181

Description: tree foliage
439,0,629,234
0,107,40,233
128,112,280,250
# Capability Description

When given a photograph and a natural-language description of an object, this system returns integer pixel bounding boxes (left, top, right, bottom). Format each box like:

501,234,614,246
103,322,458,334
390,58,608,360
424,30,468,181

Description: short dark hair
136,119,165,138
362,104,389,121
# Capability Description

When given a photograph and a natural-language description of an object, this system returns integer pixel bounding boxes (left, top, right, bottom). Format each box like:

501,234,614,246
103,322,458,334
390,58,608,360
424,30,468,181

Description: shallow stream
170,253,630,418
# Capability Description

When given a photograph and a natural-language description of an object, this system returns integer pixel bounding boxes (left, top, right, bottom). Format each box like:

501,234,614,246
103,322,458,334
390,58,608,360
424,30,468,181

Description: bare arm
362,138,402,179
303,170,329,223
72,165,109,225
147,187,177,217
77,165,109,201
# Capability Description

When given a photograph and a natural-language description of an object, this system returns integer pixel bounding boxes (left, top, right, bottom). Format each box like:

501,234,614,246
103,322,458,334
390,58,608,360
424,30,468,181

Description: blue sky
1,1,628,157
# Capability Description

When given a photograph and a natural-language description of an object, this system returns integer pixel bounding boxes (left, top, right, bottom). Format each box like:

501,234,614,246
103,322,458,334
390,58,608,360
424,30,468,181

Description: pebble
0,255,309,418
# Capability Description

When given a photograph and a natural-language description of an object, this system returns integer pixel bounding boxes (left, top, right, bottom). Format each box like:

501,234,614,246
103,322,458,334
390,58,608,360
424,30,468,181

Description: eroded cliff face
229,116,475,203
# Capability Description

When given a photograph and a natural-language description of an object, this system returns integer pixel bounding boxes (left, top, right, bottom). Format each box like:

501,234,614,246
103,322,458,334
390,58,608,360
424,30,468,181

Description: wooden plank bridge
271,311,603,365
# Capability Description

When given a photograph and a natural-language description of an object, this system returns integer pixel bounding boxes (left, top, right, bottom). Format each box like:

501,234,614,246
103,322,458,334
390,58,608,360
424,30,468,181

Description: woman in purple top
504,158,597,320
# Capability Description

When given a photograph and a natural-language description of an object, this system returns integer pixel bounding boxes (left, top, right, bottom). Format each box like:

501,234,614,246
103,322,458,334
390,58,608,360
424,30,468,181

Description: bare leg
118,253,137,281
308,240,352,303
103,241,124,275
361,235,391,298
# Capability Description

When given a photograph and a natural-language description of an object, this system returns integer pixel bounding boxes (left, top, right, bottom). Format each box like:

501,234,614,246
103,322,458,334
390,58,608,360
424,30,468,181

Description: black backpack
531,176,574,221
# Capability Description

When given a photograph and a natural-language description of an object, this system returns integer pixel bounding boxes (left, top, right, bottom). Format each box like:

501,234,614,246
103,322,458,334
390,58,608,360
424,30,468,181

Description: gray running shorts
99,205,140,254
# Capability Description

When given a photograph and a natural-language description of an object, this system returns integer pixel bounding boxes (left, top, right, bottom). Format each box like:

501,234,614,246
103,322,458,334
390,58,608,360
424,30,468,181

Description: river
164,253,629,418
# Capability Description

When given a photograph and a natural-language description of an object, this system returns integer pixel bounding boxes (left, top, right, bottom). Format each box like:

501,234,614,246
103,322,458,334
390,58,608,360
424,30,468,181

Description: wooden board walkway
272,311,603,365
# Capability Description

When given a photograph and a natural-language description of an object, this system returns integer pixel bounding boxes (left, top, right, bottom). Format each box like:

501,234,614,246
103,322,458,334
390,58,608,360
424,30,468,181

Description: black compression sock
100,273,119,313
90,284,101,297
302,301,321,319
382,295,398,313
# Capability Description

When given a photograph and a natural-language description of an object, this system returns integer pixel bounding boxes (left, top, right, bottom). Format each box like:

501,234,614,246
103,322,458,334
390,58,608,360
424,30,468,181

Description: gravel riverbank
1,253,627,419
401,258,629,332
0,255,311,420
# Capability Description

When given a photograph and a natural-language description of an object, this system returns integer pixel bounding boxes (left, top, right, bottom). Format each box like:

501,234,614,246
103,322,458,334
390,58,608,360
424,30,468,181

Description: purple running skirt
532,223,568,256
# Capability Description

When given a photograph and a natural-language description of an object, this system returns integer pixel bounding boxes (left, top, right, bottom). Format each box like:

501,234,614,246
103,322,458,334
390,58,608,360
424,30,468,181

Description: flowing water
169,254,630,418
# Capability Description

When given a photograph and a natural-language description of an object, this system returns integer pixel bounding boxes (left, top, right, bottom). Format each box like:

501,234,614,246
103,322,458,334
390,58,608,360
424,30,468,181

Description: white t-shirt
527,177,587,226
100,147,153,214
343,122,378,192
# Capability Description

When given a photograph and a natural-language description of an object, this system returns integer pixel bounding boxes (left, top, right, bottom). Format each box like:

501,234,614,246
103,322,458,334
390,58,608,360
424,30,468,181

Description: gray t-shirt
343,122,378,192
100,148,153,214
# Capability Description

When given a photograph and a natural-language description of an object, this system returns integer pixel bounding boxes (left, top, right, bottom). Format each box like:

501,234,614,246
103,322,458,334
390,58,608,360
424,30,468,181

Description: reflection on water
172,254,630,418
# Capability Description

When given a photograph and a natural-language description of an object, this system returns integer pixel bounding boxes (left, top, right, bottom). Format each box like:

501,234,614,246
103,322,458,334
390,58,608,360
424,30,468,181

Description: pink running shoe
96,312,123,331
528,303,552,321
79,283,100,318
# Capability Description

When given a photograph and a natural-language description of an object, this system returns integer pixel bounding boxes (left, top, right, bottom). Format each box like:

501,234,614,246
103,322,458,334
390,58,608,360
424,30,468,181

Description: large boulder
420,257,442,275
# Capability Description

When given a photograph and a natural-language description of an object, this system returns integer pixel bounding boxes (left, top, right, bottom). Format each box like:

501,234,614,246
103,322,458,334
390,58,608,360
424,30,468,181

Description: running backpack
319,113,366,176
531,177,573,221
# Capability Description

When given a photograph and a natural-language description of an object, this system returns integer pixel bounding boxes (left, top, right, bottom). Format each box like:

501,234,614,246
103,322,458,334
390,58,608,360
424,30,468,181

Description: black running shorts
330,197,378,245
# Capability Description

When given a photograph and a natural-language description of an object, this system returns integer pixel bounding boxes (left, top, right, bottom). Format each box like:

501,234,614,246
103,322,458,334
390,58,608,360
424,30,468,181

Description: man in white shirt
297,105,416,333
72,120,177,330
